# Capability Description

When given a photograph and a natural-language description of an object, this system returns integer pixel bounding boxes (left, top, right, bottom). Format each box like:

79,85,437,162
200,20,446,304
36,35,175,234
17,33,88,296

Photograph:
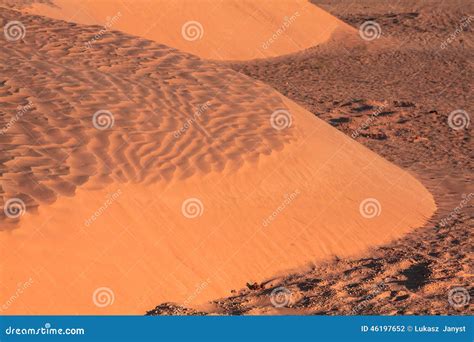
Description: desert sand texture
14,0,357,60
0,1,440,315
148,0,473,315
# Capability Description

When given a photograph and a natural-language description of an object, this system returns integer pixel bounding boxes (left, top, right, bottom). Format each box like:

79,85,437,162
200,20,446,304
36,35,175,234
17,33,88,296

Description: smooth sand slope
220,0,473,315
20,0,356,60
0,5,435,314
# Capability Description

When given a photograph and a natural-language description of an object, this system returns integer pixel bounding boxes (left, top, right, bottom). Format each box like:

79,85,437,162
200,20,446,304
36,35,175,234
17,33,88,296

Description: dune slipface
0,5,435,314
22,0,356,60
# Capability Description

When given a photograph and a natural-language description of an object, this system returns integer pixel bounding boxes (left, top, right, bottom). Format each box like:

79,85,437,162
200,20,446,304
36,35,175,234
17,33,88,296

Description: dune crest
0,7,435,314
20,0,356,60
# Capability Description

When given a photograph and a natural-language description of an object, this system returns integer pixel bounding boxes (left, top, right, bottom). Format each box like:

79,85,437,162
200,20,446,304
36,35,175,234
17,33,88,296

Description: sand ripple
0,7,293,228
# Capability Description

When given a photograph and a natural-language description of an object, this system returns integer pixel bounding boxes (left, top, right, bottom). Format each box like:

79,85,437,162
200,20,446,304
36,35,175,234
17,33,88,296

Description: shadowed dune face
18,0,356,60
0,6,435,314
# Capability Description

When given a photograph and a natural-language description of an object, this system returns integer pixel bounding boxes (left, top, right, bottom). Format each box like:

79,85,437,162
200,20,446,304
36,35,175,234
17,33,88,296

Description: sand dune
18,0,356,60
192,0,473,315
0,5,435,314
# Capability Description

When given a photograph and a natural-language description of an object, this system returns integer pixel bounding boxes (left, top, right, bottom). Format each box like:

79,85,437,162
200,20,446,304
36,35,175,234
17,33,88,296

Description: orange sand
0,2,435,314
0,95,435,314
24,0,355,60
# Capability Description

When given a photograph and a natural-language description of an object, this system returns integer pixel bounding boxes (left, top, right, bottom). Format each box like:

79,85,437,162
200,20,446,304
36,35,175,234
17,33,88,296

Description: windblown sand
0,2,435,314
152,0,472,315
20,0,356,60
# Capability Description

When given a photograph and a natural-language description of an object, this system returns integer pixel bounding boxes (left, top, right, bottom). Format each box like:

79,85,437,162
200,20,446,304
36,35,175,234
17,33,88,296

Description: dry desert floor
0,0,471,315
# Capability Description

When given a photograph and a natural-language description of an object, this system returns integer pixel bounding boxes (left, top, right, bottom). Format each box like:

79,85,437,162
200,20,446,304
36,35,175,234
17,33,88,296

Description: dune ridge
18,0,357,61
0,6,435,314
